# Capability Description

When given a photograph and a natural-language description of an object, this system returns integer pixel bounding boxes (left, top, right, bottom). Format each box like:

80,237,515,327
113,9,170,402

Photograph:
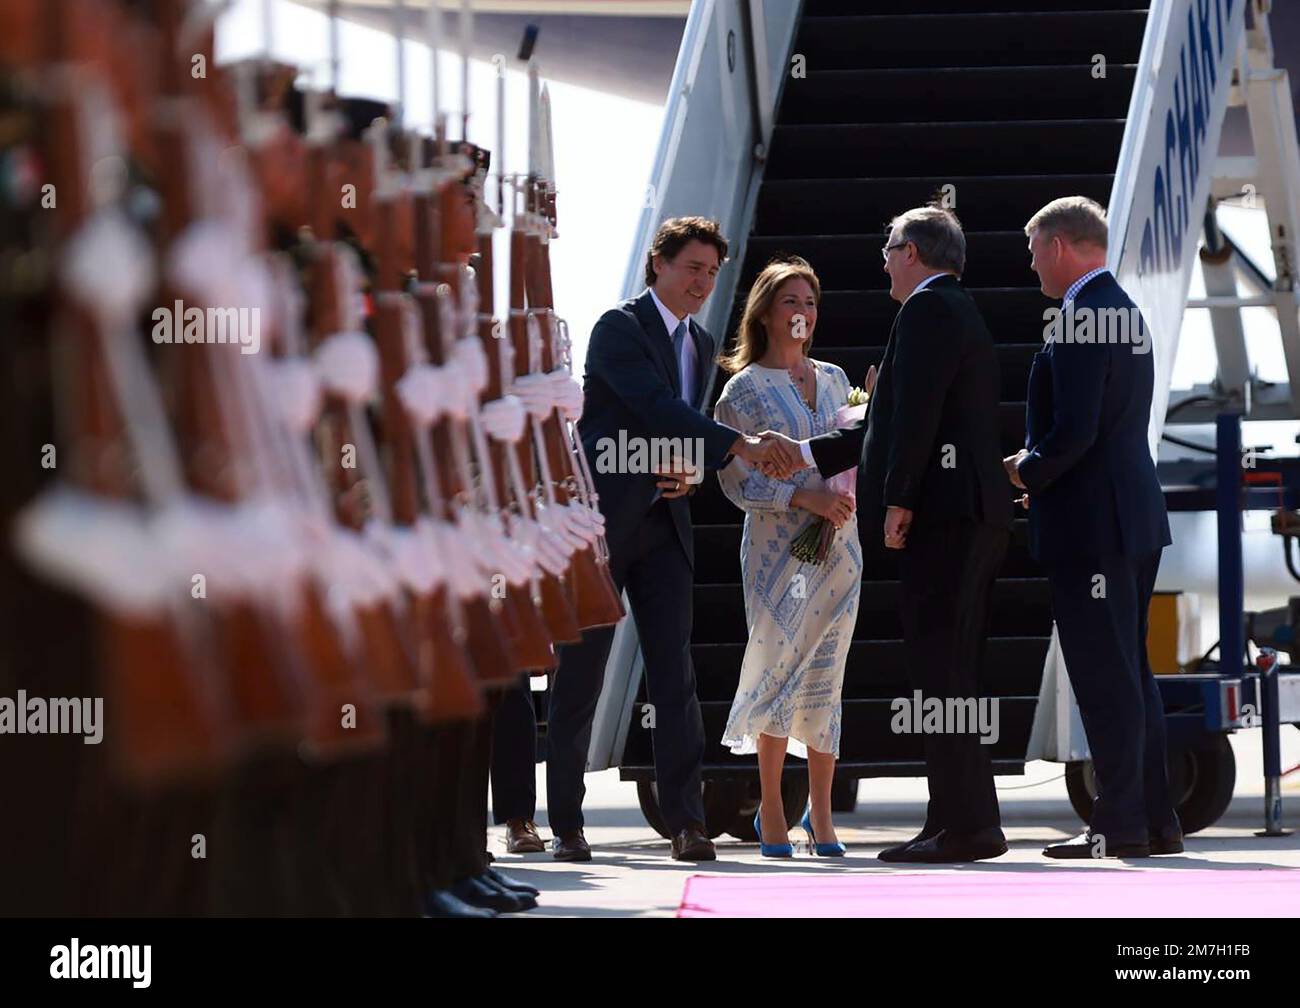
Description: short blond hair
1025,196,1108,249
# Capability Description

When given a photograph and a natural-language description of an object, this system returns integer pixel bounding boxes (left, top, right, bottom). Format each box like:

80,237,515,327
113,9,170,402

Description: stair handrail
1106,0,1248,453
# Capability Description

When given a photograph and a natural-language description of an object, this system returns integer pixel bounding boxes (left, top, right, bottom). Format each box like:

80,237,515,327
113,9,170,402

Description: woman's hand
793,488,855,529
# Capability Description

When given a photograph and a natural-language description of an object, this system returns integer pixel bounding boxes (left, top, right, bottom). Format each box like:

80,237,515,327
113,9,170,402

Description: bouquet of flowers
791,383,870,564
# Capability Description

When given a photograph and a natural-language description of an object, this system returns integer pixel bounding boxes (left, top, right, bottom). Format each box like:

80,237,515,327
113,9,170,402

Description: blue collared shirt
1063,266,1108,304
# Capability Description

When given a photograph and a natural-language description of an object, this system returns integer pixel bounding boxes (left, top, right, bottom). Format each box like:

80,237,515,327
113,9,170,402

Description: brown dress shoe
551,830,592,862
671,824,716,861
506,819,545,854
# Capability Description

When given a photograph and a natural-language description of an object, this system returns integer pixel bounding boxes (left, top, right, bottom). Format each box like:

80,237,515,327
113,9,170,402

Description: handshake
730,430,808,480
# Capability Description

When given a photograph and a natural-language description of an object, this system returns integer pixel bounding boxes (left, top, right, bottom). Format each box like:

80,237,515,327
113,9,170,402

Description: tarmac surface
487,731,1300,917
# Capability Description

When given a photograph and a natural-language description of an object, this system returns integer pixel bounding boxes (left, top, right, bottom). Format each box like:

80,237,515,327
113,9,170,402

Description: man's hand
883,505,912,550
754,430,807,480
1017,493,1030,510
729,434,770,468
655,474,691,499
1003,449,1029,490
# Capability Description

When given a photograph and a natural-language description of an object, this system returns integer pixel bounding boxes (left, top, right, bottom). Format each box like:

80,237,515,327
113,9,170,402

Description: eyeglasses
881,240,910,262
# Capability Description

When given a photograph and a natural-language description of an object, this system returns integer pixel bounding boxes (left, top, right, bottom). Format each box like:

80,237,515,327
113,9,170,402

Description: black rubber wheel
636,780,747,840
725,776,811,842
830,777,858,813
1064,734,1236,836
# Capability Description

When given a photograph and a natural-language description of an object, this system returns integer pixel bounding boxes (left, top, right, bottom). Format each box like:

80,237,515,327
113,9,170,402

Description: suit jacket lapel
634,290,682,398
688,320,711,409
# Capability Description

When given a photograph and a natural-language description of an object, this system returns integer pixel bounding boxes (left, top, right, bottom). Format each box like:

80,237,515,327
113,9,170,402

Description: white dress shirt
795,271,955,468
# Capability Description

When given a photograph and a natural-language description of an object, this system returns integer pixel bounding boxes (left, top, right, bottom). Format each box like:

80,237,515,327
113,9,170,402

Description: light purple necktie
672,319,697,405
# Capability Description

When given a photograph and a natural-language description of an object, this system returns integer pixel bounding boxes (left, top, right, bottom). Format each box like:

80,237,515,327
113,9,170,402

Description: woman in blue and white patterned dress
714,257,862,855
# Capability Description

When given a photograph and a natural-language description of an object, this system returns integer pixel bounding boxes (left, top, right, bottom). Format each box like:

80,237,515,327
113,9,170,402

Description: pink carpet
677,869,1300,917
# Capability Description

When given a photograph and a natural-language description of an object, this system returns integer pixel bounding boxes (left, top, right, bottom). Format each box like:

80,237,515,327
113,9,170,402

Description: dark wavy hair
644,216,729,287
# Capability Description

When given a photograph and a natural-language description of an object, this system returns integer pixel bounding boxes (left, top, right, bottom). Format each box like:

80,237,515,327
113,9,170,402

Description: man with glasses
760,204,1013,862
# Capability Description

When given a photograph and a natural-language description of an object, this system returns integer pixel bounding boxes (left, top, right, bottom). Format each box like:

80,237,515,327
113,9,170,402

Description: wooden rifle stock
367,122,515,698
142,3,315,750
32,12,231,779
474,191,580,646
425,156,554,673
511,209,624,631
303,114,436,708
232,84,389,758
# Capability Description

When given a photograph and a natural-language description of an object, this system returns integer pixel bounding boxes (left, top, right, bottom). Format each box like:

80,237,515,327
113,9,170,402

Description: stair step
692,519,1040,584
808,287,1058,343
691,637,1050,700
620,697,1040,766
780,66,1136,125
742,231,1045,290
754,175,1115,235
766,120,1125,179
793,10,1146,69
812,343,1038,400
691,578,1052,642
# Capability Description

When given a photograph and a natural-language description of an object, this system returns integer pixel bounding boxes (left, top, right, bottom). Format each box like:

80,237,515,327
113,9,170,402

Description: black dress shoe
552,830,592,862
452,875,530,913
671,824,717,861
425,889,497,918
887,827,1008,864
1043,831,1150,859
485,866,540,896
1149,830,1184,855
877,824,943,862
475,872,538,911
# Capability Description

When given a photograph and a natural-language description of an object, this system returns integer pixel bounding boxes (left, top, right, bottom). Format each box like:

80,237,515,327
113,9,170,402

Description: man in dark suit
547,217,777,862
761,205,1012,863
1006,196,1179,858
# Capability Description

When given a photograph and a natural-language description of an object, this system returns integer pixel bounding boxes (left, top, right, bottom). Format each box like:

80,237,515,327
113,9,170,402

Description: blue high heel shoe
754,811,794,858
801,806,847,857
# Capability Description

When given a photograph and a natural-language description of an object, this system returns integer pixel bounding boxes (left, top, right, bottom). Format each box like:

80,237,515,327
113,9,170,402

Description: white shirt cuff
798,439,814,468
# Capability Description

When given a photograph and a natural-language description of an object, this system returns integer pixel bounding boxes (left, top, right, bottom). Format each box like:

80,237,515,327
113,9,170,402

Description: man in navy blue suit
1005,196,1180,858
546,217,778,863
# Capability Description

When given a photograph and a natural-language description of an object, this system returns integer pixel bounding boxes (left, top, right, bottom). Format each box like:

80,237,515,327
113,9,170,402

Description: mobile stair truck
571,0,1300,841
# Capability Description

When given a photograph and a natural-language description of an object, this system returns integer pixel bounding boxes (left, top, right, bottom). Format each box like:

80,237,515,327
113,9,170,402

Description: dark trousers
546,499,705,836
1047,549,1178,843
898,518,1008,835
491,677,538,823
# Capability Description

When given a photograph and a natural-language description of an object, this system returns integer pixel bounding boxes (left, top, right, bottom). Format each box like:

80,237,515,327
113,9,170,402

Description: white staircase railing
586,0,803,771
1107,0,1249,453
